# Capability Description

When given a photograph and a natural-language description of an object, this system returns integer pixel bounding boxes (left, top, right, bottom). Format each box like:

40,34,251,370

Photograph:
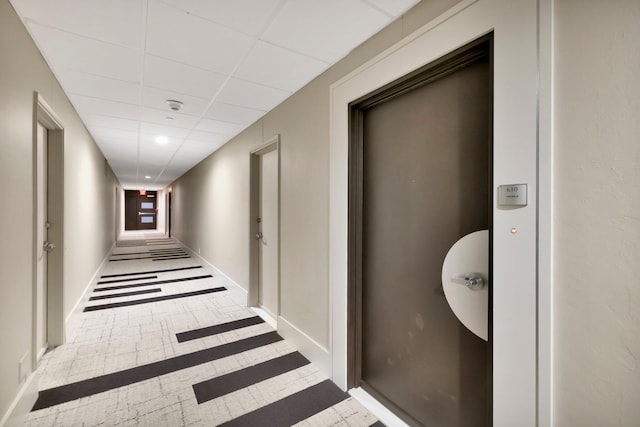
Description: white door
258,149,279,319
35,122,49,361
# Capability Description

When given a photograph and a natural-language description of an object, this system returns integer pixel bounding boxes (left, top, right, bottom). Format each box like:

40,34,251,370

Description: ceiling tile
195,119,245,136
185,130,232,146
140,107,199,129
204,103,265,125
156,0,282,36
235,41,329,92
216,78,291,112
27,22,141,82
69,95,140,121
11,0,144,48
140,122,190,139
56,68,141,105
146,1,255,74
144,55,227,99
262,0,390,63
90,127,138,145
363,0,420,16
83,115,139,132
142,86,210,117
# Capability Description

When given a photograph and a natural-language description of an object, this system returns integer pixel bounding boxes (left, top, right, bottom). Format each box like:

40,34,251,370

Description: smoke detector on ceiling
166,99,184,112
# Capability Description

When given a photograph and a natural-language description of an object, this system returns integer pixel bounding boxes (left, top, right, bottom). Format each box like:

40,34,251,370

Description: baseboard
65,241,115,341
173,238,249,306
0,371,39,427
277,316,331,379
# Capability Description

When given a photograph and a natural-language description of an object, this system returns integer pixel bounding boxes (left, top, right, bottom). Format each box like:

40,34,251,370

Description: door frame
346,35,494,425
249,135,281,313
329,0,552,424
32,92,65,370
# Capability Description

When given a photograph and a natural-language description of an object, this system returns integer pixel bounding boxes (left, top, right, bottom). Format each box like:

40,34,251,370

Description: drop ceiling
10,0,420,190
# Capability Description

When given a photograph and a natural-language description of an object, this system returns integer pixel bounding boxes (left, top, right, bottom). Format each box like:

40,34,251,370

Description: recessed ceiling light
155,135,169,145
145,175,151,179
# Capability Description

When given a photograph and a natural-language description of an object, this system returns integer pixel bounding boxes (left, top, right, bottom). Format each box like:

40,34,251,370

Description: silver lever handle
43,241,56,251
255,232,263,240
451,273,485,291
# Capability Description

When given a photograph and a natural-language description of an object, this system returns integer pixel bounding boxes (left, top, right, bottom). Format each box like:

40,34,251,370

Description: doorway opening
347,35,493,426
249,135,280,324
32,93,65,369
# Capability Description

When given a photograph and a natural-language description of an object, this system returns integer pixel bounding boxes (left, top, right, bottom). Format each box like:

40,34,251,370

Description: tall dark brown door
124,190,157,230
349,36,492,426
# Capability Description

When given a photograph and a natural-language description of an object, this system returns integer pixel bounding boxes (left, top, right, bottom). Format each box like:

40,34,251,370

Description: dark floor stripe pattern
88,288,161,301
99,266,202,279
32,240,385,426
193,351,310,404
32,332,283,411
176,316,265,343
96,275,158,284
218,380,350,427
94,274,213,292
83,287,226,311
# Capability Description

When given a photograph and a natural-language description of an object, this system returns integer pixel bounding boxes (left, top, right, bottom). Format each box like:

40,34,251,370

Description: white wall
553,1,640,425
0,0,119,420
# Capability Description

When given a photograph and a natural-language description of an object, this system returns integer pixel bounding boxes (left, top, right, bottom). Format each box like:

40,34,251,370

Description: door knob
255,232,263,239
451,273,485,291
43,241,56,251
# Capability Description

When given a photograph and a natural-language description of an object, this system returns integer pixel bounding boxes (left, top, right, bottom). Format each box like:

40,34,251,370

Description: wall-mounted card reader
498,184,527,207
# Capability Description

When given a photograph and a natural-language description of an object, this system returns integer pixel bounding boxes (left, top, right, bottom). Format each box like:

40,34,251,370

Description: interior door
137,191,157,230
351,38,492,426
124,190,157,230
257,148,279,319
35,122,49,361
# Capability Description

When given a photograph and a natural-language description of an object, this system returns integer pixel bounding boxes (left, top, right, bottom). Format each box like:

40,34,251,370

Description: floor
25,237,383,426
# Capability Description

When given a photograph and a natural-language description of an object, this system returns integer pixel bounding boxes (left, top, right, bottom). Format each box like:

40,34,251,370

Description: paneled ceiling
10,0,420,189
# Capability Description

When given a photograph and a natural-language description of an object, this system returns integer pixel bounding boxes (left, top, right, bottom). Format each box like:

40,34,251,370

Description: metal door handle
255,232,263,240
43,241,56,251
451,273,485,290
138,212,156,215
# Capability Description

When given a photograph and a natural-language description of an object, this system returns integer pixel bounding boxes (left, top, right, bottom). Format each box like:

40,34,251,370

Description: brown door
349,36,492,426
124,190,157,230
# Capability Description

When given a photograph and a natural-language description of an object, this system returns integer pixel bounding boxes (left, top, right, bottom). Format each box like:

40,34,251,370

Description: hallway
26,237,382,426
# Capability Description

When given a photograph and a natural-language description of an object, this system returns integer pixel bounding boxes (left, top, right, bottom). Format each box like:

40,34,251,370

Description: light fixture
145,175,151,179
166,99,183,112
155,135,168,145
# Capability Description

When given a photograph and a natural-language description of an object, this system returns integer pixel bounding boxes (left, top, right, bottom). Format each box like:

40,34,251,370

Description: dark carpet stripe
100,266,202,279
94,274,212,292
193,352,310,404
111,250,184,256
109,252,188,262
370,421,386,426
177,316,265,343
89,288,161,301
147,252,189,258
152,256,192,261
31,331,283,411
218,380,349,427
83,287,225,312
96,275,158,285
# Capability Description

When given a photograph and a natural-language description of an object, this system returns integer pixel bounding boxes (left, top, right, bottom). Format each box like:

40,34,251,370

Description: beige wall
172,0,462,350
0,0,119,419
554,0,640,425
